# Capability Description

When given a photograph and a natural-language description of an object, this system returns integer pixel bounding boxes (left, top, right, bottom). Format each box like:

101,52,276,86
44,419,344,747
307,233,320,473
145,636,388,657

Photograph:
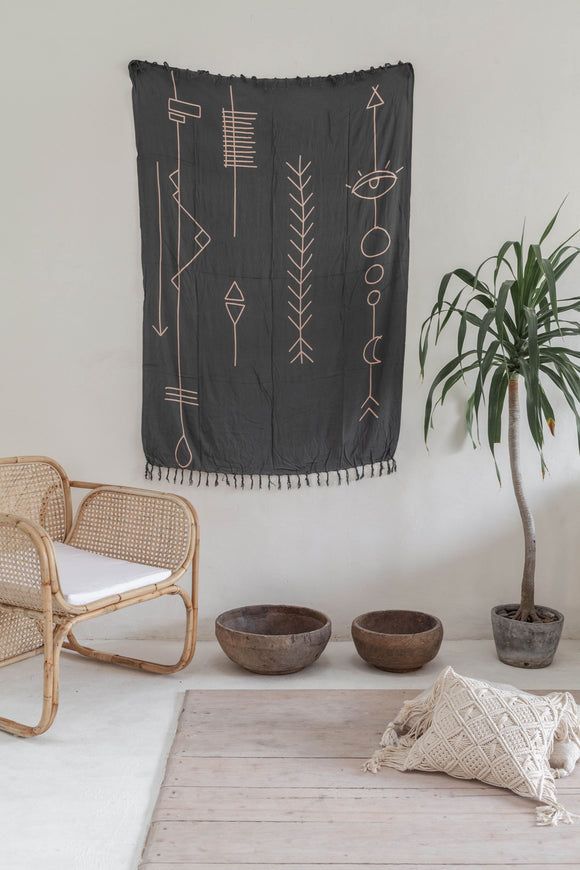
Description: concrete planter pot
351,610,443,672
215,604,331,675
491,604,564,668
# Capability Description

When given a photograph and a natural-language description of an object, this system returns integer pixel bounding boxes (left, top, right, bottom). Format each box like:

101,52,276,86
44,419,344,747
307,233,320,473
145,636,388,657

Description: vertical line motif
164,69,211,468
286,156,315,364
152,161,168,337
222,85,257,238
346,84,404,422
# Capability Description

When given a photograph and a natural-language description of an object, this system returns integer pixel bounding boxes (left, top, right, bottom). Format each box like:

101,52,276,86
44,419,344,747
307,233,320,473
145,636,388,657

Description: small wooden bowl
352,610,443,672
215,604,332,675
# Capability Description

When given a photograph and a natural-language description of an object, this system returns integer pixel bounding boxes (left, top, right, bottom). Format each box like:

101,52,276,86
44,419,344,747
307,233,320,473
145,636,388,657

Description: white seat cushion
53,542,172,606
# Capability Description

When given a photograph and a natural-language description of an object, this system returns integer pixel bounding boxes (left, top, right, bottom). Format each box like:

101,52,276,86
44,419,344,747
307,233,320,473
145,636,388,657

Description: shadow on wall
72,374,580,644
340,479,580,642
77,477,580,645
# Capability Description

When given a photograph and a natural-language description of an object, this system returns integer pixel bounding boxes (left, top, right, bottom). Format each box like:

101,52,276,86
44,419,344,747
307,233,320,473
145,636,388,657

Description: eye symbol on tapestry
222,85,257,238
346,84,404,422
286,156,315,364
224,280,246,368
163,68,212,469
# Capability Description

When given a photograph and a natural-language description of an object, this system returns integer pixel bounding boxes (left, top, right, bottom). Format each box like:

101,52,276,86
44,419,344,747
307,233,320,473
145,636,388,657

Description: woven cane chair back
0,458,70,542
68,488,193,571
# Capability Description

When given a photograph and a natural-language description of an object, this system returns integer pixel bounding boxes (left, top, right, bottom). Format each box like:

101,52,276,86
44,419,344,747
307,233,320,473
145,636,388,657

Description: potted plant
420,205,580,667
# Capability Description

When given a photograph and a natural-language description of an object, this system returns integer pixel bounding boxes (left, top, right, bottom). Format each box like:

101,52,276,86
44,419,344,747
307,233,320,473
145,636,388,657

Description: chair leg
0,622,70,738
63,587,197,675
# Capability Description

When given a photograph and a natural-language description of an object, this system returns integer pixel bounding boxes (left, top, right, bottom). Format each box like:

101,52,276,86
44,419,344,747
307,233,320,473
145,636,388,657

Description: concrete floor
1,638,579,870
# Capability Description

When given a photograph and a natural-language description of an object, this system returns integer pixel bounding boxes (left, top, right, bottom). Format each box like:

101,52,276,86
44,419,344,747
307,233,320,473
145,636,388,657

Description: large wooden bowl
215,604,332,675
352,610,443,672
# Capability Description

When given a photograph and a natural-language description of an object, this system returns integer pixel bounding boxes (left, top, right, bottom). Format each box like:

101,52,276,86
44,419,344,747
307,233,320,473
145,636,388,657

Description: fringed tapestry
129,60,413,488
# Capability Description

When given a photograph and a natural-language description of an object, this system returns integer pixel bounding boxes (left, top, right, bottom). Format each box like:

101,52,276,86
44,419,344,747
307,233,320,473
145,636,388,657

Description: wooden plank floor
140,689,580,868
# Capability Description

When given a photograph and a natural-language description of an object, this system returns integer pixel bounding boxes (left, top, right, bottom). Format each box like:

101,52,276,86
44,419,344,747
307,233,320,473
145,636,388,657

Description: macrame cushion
365,667,580,826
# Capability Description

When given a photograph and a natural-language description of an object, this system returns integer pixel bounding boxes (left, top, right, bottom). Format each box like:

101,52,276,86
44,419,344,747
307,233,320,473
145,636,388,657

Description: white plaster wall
1,0,580,641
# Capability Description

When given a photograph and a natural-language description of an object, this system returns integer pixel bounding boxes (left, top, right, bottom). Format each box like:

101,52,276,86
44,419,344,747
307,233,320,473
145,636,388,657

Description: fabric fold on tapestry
129,59,413,488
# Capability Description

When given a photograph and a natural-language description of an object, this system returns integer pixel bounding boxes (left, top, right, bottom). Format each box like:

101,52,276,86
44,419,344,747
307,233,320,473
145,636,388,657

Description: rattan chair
0,456,199,737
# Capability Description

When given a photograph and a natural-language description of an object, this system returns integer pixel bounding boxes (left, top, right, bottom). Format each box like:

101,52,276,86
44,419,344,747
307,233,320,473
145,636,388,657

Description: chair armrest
0,513,57,610
66,486,197,574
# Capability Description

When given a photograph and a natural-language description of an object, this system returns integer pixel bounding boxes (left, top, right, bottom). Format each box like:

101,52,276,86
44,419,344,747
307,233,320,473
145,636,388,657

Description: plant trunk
508,375,539,622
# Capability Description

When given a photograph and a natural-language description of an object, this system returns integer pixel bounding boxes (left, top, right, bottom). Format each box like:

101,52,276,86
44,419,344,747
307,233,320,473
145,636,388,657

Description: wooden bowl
352,610,443,672
215,604,332,675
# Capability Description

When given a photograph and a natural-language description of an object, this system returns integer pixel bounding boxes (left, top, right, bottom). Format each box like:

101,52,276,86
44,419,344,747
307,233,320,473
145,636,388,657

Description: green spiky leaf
421,205,580,472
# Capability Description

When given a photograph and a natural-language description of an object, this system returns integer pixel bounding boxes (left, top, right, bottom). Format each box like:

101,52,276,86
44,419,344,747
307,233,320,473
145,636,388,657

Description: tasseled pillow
365,667,580,826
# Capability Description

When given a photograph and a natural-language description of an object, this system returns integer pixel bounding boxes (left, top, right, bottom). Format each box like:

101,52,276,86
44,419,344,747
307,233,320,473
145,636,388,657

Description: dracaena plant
419,204,580,623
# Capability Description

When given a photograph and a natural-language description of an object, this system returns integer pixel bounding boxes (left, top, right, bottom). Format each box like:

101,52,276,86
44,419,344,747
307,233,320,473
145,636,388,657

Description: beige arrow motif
286,156,315,364
346,84,404,425
152,161,168,336
367,84,384,173
225,280,246,367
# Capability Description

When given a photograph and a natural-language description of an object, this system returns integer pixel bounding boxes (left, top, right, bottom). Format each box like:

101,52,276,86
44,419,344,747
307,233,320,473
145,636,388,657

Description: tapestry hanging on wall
129,59,413,488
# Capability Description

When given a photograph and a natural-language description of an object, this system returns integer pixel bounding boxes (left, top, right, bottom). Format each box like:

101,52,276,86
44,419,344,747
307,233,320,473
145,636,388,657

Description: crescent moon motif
363,335,383,366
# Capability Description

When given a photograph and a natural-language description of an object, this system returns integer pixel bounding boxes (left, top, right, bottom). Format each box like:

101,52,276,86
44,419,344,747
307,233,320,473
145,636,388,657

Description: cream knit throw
365,667,580,826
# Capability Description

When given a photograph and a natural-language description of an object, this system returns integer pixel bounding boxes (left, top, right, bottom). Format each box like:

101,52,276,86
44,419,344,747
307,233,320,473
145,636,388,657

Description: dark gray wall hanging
129,60,413,488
